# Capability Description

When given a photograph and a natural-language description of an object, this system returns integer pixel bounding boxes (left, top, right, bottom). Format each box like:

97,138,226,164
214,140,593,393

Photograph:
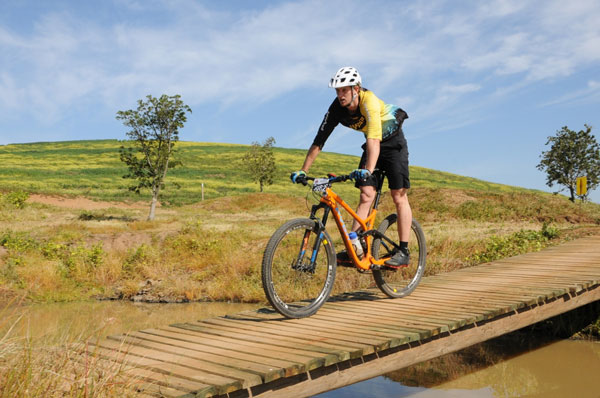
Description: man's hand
290,170,307,184
349,169,371,181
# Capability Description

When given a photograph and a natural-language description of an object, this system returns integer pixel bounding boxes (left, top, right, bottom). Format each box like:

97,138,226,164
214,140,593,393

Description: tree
117,94,192,220
537,124,600,202
243,137,277,192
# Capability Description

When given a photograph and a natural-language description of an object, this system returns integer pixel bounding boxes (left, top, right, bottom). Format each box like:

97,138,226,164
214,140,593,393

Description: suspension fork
294,204,331,271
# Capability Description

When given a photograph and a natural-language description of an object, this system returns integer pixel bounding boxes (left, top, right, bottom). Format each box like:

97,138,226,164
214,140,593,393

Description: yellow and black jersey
312,88,408,149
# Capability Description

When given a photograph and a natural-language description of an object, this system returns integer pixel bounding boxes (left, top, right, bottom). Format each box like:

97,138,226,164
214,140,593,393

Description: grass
0,297,153,398
0,139,599,303
1,187,599,305
1,139,599,397
0,140,541,205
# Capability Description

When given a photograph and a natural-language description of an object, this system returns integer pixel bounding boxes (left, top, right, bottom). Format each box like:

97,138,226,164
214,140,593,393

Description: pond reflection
314,340,600,398
436,339,600,398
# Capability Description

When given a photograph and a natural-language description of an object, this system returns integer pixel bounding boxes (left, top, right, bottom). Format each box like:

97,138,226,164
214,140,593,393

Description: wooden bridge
80,235,600,398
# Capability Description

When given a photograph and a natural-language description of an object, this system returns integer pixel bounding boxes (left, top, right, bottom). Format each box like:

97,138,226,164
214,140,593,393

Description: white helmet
329,66,362,88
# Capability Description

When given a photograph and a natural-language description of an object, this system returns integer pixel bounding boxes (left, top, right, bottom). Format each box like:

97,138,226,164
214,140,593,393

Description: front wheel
261,218,336,318
372,215,426,298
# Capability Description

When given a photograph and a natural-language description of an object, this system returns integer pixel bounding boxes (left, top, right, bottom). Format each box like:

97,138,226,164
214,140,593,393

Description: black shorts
356,132,410,190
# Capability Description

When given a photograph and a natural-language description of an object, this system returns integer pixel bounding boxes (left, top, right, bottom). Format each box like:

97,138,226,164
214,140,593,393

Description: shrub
1,190,29,209
0,231,38,252
467,224,560,264
123,244,151,275
60,243,105,277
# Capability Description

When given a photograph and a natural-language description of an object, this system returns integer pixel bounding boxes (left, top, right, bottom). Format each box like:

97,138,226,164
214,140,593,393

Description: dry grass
0,299,145,398
1,187,600,304
1,185,599,397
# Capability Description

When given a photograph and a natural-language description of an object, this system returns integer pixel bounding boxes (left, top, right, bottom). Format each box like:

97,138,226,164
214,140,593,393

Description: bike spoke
262,219,336,318
372,215,426,298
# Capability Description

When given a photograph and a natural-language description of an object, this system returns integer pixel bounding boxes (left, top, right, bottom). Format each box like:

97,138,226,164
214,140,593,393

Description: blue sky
1,0,599,202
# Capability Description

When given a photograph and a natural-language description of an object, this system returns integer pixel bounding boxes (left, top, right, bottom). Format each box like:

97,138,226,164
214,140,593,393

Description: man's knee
359,186,376,203
391,188,410,206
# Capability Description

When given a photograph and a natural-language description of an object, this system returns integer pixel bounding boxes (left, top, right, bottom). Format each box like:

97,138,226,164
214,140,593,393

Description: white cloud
0,0,599,133
540,80,600,108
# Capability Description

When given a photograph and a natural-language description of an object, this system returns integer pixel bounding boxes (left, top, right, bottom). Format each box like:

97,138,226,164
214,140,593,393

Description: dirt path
27,194,151,210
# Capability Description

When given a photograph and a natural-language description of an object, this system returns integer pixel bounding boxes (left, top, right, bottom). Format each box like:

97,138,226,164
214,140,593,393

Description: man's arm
301,144,321,172
363,138,380,173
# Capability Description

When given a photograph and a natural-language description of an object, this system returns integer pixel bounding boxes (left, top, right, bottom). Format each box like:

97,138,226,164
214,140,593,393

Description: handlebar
296,173,351,186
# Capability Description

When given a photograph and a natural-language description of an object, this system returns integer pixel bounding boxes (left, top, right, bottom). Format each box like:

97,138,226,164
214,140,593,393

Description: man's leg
385,188,412,266
352,185,376,231
337,185,375,265
390,188,412,241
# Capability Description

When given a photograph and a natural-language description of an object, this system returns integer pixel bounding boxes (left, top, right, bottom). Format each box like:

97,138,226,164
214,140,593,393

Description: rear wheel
372,215,426,298
261,218,336,318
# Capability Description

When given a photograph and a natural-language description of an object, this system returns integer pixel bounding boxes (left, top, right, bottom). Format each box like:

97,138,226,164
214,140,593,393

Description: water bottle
348,231,364,259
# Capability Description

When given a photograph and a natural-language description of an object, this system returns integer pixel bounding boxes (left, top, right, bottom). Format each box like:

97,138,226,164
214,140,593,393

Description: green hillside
0,139,599,306
0,139,541,205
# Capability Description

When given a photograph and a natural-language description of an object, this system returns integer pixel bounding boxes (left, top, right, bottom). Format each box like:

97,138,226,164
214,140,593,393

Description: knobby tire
372,215,427,298
261,218,336,318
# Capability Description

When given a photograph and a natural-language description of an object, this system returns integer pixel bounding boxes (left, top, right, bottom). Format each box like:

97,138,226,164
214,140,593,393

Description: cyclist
290,66,412,266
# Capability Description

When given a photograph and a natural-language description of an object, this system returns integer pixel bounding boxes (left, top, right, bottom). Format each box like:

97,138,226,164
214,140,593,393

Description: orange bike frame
319,187,389,271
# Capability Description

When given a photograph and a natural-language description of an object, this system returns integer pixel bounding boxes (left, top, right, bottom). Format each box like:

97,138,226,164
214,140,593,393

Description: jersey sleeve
361,91,383,141
311,100,340,149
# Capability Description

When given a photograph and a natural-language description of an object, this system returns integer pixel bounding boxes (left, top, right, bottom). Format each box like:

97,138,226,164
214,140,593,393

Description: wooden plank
158,325,339,367
103,334,287,383
141,327,329,370
77,343,217,397
330,293,488,320
325,298,484,325
423,277,573,295
86,337,263,388
219,313,392,352
418,280,564,301
456,267,599,281
71,352,196,398
401,292,519,314
451,274,597,292
70,349,168,398
173,321,353,362
121,331,306,376
414,285,538,308
252,286,600,397
240,311,418,347
199,318,373,356
241,305,427,337
426,279,576,299
310,307,452,335
319,302,469,331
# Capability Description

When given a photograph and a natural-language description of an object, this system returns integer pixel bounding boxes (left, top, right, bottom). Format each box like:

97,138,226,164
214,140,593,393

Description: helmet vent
328,66,362,88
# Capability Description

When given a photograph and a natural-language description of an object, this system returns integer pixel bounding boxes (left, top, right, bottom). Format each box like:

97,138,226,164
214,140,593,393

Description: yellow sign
576,176,587,196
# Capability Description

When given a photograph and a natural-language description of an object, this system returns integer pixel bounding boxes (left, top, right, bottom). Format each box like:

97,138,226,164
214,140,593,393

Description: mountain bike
261,170,426,318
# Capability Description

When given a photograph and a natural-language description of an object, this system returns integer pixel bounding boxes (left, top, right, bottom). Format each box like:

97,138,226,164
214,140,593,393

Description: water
3,301,599,397
315,339,600,398
1,300,260,342
435,339,600,398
